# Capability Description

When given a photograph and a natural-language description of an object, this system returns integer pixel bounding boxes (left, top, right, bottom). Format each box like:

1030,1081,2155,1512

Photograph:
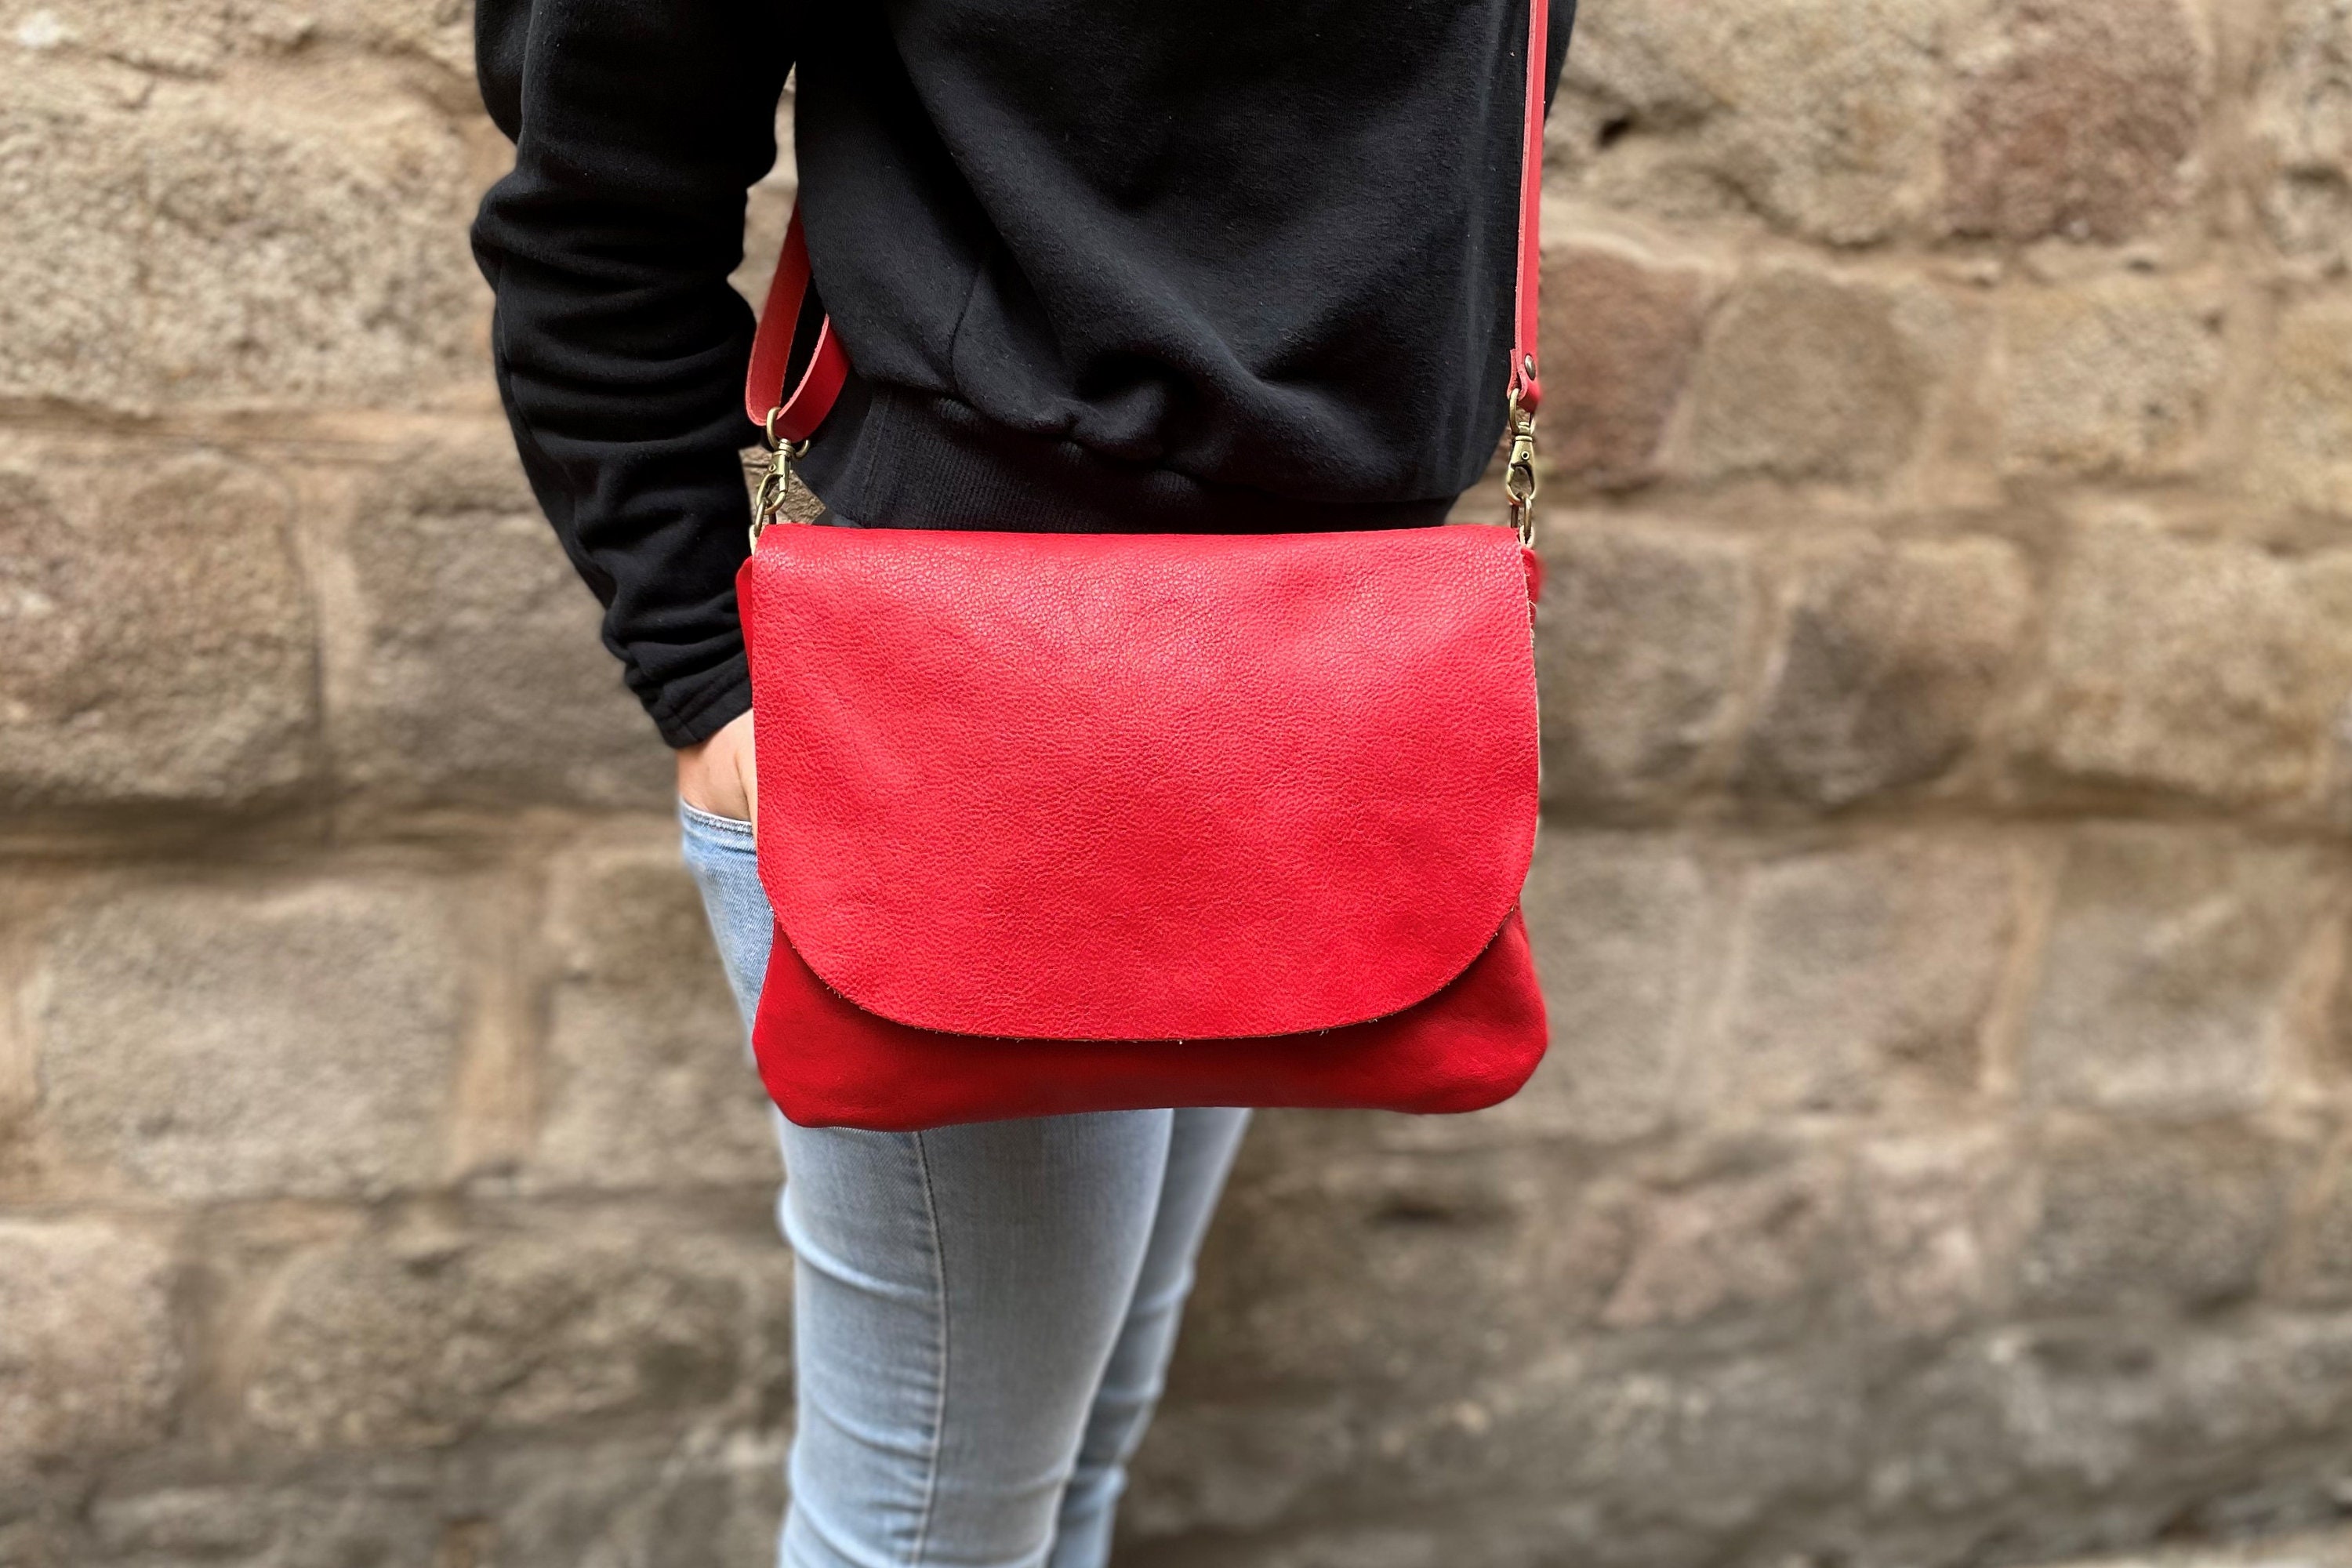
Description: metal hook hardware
750,408,811,550
1503,390,1538,547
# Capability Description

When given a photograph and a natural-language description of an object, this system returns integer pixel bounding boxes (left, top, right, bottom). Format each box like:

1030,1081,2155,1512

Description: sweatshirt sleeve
471,0,794,747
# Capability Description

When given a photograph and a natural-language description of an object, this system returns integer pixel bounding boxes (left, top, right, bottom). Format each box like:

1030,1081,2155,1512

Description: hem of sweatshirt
799,385,1458,535
646,652,753,750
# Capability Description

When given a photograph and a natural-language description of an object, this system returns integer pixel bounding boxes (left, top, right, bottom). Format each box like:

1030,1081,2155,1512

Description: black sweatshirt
473,0,1574,746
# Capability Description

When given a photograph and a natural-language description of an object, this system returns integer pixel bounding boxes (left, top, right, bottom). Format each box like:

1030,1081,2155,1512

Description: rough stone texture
1867,1313,2352,1542
2254,0,2352,267
0,59,483,412
2037,1529,2352,1568
8,0,477,80
1536,522,1755,808
80,1474,451,1568
1596,1150,1842,1330
1682,268,1936,483
1999,278,2226,476
1537,243,1710,490
0,448,316,812
73,1436,788,1568
2295,1153,2352,1305
456,1437,790,1568
1943,0,2206,244
0,1220,179,1486
245,1223,789,1450
2256,296,2352,519
1508,833,1709,1143
1554,0,1947,244
2016,517,2352,806
1737,535,2031,806
1171,1125,1612,1401
1692,840,2014,1117
1854,1128,2029,1340
1477,1347,1867,1548
31,877,468,1200
531,842,781,1192
328,437,672,810
2020,829,2323,1118
2020,1123,2296,1314
7,5,2352,1566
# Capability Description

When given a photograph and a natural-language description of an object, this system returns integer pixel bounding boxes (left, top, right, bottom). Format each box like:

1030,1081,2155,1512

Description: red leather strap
744,1,1548,440
1508,0,1547,415
743,207,852,440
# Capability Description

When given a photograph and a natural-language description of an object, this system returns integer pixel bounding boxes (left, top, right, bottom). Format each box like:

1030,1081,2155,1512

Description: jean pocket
679,798,757,844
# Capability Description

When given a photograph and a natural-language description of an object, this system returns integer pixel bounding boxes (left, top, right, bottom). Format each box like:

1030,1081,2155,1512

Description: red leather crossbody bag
737,1,1553,1131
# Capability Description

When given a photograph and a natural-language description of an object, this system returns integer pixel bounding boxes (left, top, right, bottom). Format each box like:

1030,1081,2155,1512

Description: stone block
1870,1312,2352,1529
1597,1153,1842,1330
1490,1348,1866,1534
0,1219,179,1486
1737,536,2031,807
0,451,315,812
1173,1124,1625,1396
2020,829,2322,1118
2017,516,2352,805
1537,244,1710,490
2256,296,2352,518
31,877,469,1200
81,1437,788,1568
1536,524,1755,808
2020,1124,2295,1313
1147,1350,1864,1555
1855,1129,2028,1340
1943,0,2205,243
1998,278,2225,477
327,435,672,811
2288,1154,2352,1304
1508,833,1711,1143
2254,0,2352,267
0,61,480,412
1555,0,1947,244
1692,839,2015,1117
244,1221,791,1450
455,1437,789,1568
83,1472,445,1568
530,840,780,1192
1112,1508,1611,1568
1682,267,1937,484
8,0,474,79
1112,1397,1361,1544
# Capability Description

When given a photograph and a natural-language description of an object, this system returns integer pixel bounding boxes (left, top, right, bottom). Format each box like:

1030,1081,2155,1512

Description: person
470,2,1573,1563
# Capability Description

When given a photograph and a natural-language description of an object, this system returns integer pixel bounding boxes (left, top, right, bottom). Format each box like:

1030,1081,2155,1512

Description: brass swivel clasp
1503,387,1539,547
750,408,810,550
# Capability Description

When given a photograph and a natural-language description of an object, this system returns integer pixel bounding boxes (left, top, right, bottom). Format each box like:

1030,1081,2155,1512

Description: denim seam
906,1131,950,1566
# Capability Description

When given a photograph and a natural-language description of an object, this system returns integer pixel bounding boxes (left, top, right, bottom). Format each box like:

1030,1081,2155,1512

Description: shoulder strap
1508,0,1547,417
748,2,1548,452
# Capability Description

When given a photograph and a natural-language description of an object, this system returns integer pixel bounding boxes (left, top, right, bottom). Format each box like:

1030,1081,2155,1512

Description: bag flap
739,524,1539,1042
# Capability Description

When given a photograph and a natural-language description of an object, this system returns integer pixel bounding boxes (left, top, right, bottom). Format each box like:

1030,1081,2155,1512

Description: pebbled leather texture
755,908,1548,1131
739,523,1541,1043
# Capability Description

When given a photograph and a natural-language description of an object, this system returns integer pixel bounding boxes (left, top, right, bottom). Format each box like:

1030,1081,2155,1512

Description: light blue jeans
681,803,1250,1568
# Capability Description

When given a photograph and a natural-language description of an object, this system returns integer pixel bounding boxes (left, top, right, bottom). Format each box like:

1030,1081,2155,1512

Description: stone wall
3,0,2350,1564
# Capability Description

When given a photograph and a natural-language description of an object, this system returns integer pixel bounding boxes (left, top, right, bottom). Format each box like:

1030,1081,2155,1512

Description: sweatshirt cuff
646,650,753,749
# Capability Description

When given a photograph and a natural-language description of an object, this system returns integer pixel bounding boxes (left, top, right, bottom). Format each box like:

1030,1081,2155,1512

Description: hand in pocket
677,710,757,828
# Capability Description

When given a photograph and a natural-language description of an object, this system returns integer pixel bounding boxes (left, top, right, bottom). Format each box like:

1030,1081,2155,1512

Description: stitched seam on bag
906,1131,950,1567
